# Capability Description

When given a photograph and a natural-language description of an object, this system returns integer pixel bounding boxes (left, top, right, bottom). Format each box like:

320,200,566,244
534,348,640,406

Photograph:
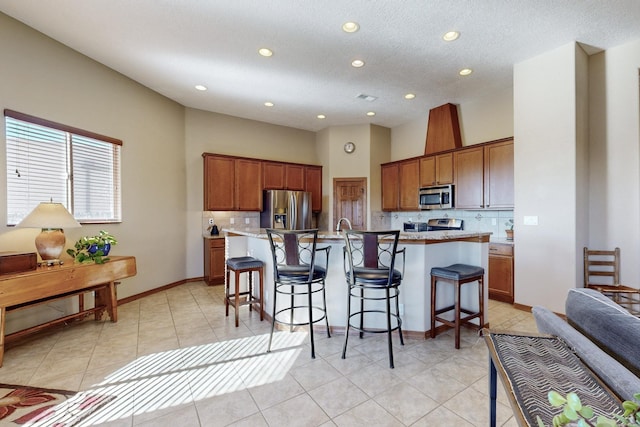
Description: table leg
95,281,118,322
0,307,5,367
489,356,497,427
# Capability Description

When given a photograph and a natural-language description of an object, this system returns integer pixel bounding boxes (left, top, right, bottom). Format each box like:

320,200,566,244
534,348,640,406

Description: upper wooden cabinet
203,154,262,211
381,163,400,211
305,165,322,212
263,162,286,189
454,138,514,209
484,140,514,209
419,152,453,187
399,159,419,210
285,164,305,190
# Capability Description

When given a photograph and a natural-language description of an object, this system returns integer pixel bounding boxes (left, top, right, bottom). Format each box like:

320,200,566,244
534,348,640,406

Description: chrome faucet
336,217,352,231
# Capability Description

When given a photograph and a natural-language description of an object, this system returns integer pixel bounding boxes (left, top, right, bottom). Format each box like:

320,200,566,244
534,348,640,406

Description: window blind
5,110,122,225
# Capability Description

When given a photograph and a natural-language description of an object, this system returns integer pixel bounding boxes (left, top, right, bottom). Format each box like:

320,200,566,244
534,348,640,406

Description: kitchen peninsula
223,229,490,337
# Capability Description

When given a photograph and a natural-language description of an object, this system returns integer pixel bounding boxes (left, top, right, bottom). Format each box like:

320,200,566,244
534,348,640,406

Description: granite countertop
489,237,515,245
221,228,492,242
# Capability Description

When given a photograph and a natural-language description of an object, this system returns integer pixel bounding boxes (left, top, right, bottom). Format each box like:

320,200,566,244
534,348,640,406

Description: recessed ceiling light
404,93,416,100
342,22,359,33
264,102,274,107
317,114,326,119
194,85,207,91
351,59,365,68
443,31,460,42
258,48,273,57
366,111,376,117
459,68,473,76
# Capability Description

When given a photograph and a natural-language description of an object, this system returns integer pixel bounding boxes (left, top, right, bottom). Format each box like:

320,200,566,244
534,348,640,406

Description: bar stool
225,256,264,327
430,263,484,349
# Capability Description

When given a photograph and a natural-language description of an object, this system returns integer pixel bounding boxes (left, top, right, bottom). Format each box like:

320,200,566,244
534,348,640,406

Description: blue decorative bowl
88,243,111,256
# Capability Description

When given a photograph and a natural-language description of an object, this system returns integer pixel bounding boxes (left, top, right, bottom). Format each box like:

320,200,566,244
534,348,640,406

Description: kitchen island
222,228,491,337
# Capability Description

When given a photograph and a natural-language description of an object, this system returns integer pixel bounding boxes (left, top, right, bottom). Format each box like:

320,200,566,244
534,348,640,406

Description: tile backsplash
202,211,260,235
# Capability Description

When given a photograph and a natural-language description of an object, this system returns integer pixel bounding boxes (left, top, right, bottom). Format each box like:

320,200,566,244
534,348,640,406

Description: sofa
533,287,640,401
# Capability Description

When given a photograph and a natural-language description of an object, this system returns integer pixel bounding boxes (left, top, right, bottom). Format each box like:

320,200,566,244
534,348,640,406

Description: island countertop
221,228,491,243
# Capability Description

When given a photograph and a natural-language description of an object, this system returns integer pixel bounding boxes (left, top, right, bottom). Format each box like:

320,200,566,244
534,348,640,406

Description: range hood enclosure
424,103,463,155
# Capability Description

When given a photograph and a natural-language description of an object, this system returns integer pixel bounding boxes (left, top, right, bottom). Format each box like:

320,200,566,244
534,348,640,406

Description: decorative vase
88,243,111,255
505,229,514,241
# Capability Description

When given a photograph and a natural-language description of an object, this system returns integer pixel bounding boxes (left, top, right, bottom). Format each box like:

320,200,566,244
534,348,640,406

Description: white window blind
5,110,122,225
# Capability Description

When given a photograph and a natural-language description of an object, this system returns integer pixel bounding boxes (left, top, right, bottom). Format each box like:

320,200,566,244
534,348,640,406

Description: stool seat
225,256,264,327
431,264,485,281
227,256,264,270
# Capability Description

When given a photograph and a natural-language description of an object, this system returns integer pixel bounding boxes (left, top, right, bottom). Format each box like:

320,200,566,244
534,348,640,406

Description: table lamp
16,201,81,261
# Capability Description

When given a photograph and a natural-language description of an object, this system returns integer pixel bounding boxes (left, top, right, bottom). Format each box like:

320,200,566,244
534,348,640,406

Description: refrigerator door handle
288,192,297,230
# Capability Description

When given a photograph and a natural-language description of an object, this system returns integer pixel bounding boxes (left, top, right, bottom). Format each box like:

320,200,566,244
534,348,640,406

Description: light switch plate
523,215,539,225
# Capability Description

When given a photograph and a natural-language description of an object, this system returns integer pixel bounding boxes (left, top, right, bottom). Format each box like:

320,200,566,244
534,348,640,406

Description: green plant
67,230,118,264
536,391,640,427
505,219,514,230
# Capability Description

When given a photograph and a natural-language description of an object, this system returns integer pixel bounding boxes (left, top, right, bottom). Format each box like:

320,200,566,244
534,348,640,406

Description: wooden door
285,164,305,190
435,153,454,184
399,159,419,210
381,163,399,211
419,156,436,187
454,146,484,209
263,161,285,189
203,155,235,210
333,178,367,230
484,139,514,209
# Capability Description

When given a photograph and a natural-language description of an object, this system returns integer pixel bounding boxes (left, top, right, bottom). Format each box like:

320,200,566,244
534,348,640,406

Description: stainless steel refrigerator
260,190,312,230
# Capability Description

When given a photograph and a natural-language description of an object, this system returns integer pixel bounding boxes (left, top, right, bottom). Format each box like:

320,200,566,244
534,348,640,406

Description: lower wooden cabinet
204,238,225,285
489,242,514,303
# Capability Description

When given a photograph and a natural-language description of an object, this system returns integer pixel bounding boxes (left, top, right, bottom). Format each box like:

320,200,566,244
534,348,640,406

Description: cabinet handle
490,248,498,252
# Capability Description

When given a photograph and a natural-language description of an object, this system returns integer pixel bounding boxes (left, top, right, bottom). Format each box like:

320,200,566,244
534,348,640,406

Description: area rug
0,384,114,426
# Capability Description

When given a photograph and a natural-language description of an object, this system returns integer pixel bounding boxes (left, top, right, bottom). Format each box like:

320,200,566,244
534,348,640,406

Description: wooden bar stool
225,256,264,327
430,263,485,349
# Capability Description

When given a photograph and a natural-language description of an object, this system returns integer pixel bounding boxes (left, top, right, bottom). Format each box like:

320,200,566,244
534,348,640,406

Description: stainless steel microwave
419,184,454,210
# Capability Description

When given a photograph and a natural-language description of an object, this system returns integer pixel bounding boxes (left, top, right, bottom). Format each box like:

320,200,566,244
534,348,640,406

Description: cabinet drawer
489,243,513,256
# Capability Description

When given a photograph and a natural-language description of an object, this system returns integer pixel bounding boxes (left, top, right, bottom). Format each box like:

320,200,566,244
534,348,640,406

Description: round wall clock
344,141,356,154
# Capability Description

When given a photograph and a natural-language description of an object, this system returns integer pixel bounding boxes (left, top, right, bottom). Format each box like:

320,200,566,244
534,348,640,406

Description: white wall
513,43,588,313
0,13,186,331
588,40,640,285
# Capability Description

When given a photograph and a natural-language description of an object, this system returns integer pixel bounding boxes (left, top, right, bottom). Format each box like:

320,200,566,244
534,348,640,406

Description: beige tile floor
0,282,539,426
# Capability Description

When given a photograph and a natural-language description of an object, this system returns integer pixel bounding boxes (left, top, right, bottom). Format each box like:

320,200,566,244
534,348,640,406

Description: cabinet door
399,159,419,210
419,157,436,187
381,163,399,211
489,244,514,303
235,158,262,211
485,140,514,209
204,239,225,285
263,162,285,189
285,164,305,190
305,165,322,212
435,153,454,184
454,146,484,209
204,155,235,211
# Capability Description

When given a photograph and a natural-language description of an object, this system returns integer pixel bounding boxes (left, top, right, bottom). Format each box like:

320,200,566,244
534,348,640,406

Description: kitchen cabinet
305,165,322,212
285,164,305,190
399,159,419,210
489,242,514,303
419,152,453,187
454,146,485,209
203,154,262,211
454,139,514,209
381,163,399,211
484,139,514,209
263,162,285,189
204,238,225,285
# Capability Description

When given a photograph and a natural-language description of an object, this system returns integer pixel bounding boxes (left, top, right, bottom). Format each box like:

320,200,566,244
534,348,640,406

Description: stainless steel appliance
260,190,312,230
426,218,463,231
403,222,428,232
419,184,454,210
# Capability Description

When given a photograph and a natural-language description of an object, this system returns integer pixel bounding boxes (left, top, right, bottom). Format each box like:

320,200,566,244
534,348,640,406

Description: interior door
333,178,367,230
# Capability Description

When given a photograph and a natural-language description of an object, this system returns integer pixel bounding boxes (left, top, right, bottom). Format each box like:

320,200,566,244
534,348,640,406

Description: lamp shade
16,202,81,230
16,202,81,261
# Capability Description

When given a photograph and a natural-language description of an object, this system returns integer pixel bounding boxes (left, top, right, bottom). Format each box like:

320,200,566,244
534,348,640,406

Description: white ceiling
2,1,640,132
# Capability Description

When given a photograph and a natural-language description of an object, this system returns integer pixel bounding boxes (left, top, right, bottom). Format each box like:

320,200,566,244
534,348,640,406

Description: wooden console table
0,255,137,366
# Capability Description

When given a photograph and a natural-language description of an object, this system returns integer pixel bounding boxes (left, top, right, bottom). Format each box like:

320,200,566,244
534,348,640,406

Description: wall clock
344,141,356,154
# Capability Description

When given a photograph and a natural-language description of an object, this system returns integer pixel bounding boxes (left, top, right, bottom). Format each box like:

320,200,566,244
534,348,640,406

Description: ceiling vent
356,94,377,102
424,103,463,155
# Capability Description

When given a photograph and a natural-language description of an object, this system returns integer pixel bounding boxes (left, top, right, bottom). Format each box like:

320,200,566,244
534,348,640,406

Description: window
5,109,122,225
